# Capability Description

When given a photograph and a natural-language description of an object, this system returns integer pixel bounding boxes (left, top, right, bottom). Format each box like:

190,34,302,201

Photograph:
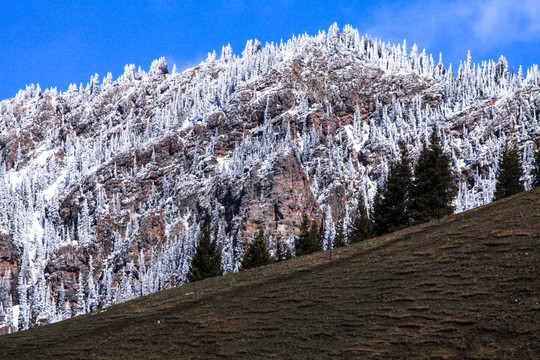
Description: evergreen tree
333,220,346,248
275,237,292,262
0,302,5,323
187,226,223,282
370,188,385,236
349,194,374,243
372,144,413,235
410,127,457,223
531,146,540,188
86,257,98,312
295,214,322,256
241,230,272,270
76,272,85,316
56,283,66,319
494,140,525,200
17,278,28,331
323,206,336,250
309,220,322,251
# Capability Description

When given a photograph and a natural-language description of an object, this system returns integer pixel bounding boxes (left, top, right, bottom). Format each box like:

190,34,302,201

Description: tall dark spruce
187,227,223,282
333,220,347,248
295,214,322,256
410,127,457,223
241,230,272,270
349,194,375,243
493,140,525,200
372,143,413,235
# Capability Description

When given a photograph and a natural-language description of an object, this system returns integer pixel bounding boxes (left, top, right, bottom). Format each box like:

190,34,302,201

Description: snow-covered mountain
0,23,538,332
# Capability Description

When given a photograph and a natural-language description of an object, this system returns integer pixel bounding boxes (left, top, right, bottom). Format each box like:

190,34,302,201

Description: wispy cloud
360,0,540,65
471,0,540,43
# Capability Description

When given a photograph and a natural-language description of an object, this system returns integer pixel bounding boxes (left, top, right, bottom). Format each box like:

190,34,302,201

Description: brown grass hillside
1,188,539,359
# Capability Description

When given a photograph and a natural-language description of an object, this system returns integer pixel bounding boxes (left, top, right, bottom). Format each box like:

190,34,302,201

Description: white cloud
472,0,540,42
356,0,540,65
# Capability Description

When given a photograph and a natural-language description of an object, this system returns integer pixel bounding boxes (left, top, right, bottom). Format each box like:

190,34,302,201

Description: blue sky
1,0,539,100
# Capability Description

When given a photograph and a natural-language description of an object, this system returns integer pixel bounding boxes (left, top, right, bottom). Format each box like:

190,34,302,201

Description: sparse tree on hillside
323,206,336,250
187,227,223,282
410,127,457,223
241,230,272,270
494,140,525,200
295,214,322,256
372,144,413,235
275,237,292,262
349,194,374,243
371,188,384,236
333,220,346,248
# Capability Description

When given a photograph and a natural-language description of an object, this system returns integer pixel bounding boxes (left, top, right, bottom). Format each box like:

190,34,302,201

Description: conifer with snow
76,272,86,316
323,206,336,250
531,145,540,188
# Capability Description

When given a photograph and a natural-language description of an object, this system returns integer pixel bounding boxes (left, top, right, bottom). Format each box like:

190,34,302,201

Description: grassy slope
1,189,539,359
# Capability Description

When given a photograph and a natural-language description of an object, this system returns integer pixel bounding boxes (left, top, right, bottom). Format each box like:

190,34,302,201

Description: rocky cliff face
0,24,538,332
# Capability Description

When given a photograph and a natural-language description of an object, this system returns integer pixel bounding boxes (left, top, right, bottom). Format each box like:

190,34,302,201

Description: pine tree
370,188,385,236
187,226,223,282
309,220,322,251
294,214,322,256
76,272,85,316
372,144,413,235
531,146,540,188
86,257,98,312
17,278,28,331
349,194,374,243
0,301,5,323
323,206,336,250
494,140,525,200
333,220,346,248
56,283,66,319
410,127,457,223
275,237,292,262
241,230,272,270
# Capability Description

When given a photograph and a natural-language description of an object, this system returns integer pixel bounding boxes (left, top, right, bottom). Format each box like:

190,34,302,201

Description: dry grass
1,188,539,359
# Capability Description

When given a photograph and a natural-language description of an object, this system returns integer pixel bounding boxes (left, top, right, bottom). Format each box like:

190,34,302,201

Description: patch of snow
344,122,370,152
42,169,67,201
216,156,229,172
33,148,56,166
344,125,361,152
297,132,304,151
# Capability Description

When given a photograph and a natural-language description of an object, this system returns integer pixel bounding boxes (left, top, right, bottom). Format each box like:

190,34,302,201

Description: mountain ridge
0,23,538,332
